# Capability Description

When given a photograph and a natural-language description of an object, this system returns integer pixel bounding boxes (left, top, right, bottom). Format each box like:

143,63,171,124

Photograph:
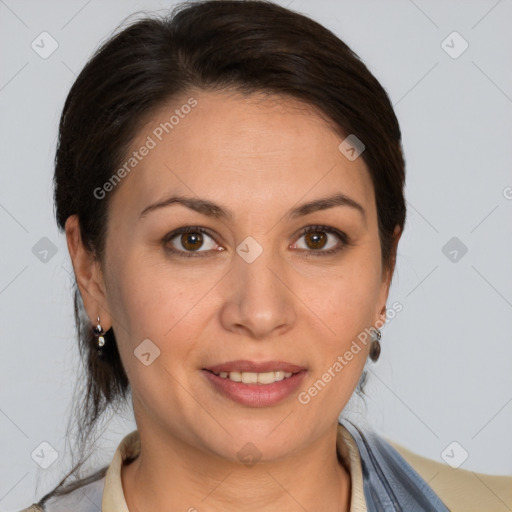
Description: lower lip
202,370,307,407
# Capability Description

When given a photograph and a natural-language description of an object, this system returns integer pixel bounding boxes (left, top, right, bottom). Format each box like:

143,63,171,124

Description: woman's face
88,90,396,462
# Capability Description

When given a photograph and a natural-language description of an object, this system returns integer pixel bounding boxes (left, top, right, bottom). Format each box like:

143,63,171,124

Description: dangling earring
369,328,381,362
93,317,106,349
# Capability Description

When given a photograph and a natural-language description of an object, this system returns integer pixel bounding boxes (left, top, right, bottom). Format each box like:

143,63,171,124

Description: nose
219,247,296,340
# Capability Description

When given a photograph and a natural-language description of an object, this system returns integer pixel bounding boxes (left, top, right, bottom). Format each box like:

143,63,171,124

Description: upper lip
205,360,307,374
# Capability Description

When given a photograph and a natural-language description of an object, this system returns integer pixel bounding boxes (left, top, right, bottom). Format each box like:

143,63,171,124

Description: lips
205,360,306,374
202,360,307,407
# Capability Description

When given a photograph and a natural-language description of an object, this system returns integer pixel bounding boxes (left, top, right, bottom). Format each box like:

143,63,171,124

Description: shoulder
17,432,135,512
342,419,511,511
341,420,450,511
388,439,512,512
18,475,105,512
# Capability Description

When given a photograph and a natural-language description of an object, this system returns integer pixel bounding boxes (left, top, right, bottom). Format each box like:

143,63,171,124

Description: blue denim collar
340,419,450,511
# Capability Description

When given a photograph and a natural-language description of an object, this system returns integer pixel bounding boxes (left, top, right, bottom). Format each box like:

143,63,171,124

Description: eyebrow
140,196,230,220
288,193,366,221
139,193,366,222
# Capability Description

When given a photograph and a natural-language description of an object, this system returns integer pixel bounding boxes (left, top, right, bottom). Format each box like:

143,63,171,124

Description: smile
210,370,294,384
202,361,307,407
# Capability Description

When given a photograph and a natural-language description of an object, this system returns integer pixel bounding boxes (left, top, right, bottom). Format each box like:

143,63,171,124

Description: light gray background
1,0,511,509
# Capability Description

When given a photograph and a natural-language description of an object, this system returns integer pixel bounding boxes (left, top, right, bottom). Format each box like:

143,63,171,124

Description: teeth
242,372,258,384
229,371,242,382
257,371,277,384
215,370,294,384
274,371,285,382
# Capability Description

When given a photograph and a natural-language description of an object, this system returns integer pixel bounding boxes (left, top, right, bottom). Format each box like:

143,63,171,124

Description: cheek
102,257,198,409
295,248,382,404
302,256,382,341
298,271,377,411
103,249,219,362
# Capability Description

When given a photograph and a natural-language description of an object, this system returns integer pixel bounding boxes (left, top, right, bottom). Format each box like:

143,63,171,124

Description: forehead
109,90,375,220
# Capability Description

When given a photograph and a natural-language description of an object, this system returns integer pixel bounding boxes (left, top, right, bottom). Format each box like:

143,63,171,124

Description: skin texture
66,89,401,512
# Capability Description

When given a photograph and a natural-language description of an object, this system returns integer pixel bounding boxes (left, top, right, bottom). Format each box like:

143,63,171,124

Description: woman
19,1,510,511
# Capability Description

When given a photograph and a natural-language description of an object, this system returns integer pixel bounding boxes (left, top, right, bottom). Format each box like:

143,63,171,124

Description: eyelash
163,226,218,259
163,225,350,258
297,225,350,257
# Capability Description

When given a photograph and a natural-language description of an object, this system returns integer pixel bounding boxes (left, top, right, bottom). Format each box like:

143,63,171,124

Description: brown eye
166,229,219,254
181,232,204,251
293,227,347,255
304,231,327,250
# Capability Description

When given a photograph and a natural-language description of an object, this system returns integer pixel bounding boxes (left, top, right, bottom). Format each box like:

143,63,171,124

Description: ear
375,224,402,325
65,215,112,330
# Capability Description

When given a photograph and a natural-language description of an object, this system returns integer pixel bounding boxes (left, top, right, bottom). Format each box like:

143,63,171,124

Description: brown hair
44,0,405,502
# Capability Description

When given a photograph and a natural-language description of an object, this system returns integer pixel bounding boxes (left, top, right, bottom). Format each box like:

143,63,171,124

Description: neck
121,422,351,512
